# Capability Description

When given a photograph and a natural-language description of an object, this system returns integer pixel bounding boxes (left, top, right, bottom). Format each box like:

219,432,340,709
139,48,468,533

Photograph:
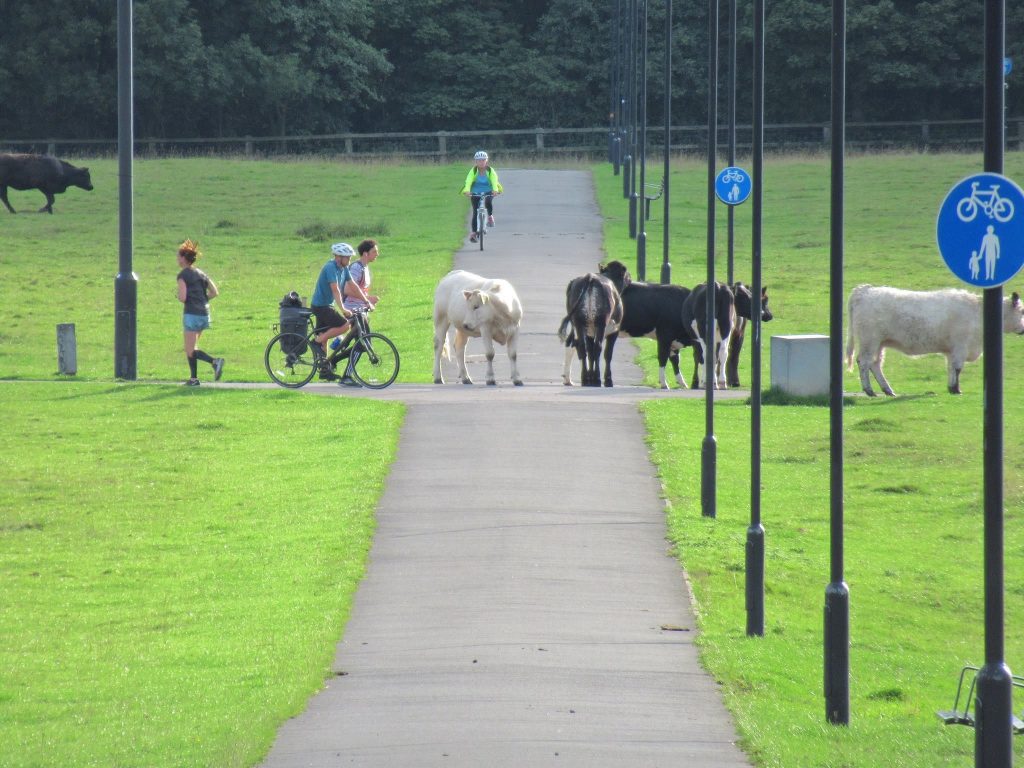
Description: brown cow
0,153,94,213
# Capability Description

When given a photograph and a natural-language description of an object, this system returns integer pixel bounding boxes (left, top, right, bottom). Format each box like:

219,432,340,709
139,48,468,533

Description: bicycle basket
279,306,312,355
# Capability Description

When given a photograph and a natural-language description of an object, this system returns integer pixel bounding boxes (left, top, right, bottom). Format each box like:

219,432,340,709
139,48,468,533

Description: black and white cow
557,272,623,386
681,282,736,389
0,153,93,213
692,282,774,388
598,260,695,389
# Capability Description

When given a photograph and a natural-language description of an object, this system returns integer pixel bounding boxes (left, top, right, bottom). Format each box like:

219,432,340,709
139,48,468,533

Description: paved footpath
260,171,751,767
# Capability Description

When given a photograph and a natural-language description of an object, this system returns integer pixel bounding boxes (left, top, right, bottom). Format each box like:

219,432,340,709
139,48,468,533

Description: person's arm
331,281,352,316
462,168,473,196
177,278,187,304
344,275,376,306
490,168,503,194
206,277,219,299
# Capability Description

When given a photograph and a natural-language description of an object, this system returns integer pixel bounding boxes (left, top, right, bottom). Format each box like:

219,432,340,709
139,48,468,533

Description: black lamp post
637,0,648,279
114,0,137,380
660,0,672,285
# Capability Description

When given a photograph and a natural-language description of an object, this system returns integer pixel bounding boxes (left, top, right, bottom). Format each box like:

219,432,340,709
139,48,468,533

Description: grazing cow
846,284,1024,396
598,260,695,389
0,153,94,213
681,282,736,389
692,282,774,388
558,272,623,387
433,269,524,385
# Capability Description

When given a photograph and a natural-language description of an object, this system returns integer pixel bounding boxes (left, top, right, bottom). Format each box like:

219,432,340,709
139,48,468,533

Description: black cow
0,153,94,213
682,282,736,390
688,282,773,388
558,272,623,387
723,283,773,388
599,260,695,389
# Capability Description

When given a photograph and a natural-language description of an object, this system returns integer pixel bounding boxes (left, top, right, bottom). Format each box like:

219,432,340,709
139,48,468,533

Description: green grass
0,158,472,383
593,153,1024,766
0,382,404,767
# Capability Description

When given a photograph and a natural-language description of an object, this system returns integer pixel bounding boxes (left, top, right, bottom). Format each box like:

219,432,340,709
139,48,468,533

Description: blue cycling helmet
331,242,355,258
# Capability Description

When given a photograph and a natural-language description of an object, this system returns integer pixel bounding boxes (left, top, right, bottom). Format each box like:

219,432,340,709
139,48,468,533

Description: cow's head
71,166,93,191
461,288,495,332
1004,291,1024,335
599,260,631,293
732,283,773,323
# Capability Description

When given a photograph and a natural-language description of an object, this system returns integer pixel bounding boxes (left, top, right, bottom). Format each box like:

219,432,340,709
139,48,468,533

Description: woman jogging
176,239,225,386
461,150,503,243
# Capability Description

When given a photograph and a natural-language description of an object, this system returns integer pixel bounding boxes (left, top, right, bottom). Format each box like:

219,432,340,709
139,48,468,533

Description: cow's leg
454,330,473,384
572,323,588,385
480,329,497,385
690,347,701,389
0,185,14,213
432,319,449,384
591,322,605,388
602,332,617,387
726,318,746,387
947,351,966,395
39,191,55,214
869,349,896,397
668,346,685,389
562,342,576,386
855,344,878,396
694,337,709,388
716,334,731,389
507,329,523,386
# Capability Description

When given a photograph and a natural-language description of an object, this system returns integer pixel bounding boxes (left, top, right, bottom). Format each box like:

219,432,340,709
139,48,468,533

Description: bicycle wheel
477,206,486,250
265,332,319,388
349,333,400,389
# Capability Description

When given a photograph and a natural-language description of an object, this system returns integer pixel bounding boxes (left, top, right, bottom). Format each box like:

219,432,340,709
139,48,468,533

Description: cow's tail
845,286,861,371
557,314,573,344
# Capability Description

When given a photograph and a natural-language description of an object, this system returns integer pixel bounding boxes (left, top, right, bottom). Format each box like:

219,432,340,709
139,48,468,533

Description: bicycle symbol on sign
721,169,746,184
956,181,1015,223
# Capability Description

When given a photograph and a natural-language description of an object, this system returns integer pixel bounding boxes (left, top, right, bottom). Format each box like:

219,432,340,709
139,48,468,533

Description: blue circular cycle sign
715,166,751,206
936,172,1024,288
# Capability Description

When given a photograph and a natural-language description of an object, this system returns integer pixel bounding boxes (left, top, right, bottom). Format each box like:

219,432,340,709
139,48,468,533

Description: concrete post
57,323,77,375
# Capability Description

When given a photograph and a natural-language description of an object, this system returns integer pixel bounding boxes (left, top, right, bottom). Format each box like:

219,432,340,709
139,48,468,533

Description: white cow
846,284,1024,396
433,270,524,385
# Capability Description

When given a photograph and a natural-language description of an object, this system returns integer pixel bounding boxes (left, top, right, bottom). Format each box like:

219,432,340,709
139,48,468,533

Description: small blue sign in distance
936,172,1024,288
1005,57,1013,77
715,166,751,206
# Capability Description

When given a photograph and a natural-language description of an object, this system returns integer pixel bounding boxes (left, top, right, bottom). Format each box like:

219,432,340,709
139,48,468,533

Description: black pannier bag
278,292,312,355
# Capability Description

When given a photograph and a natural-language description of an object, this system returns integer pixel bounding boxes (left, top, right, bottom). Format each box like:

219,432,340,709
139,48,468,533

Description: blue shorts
183,313,210,332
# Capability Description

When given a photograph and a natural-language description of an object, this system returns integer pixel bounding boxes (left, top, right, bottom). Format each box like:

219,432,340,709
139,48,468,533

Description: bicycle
721,168,746,184
471,192,494,251
265,307,400,389
956,181,1015,223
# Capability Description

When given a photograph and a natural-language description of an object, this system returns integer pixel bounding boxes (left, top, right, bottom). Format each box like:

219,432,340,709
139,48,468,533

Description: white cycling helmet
331,242,355,258
474,150,488,161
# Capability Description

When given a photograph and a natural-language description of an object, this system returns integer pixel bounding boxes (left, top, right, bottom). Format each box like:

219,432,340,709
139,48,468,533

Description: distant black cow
723,283,773,388
682,282,736,390
0,153,94,213
689,282,774,388
599,260,695,389
558,272,623,387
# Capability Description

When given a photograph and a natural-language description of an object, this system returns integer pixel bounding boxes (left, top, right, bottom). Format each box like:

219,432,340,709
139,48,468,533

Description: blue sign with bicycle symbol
715,166,751,206
937,172,1024,288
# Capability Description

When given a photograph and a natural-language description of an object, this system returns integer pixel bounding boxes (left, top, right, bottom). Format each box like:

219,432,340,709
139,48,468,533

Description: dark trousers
469,194,494,233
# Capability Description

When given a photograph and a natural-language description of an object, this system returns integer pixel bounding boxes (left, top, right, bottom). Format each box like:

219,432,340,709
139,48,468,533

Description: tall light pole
661,0,672,285
114,0,137,380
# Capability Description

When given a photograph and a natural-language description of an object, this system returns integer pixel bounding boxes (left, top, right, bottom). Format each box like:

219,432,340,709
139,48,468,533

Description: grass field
2,152,1023,766
593,153,1024,766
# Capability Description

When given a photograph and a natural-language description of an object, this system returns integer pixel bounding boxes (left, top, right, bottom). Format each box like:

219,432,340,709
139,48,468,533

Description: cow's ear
463,290,473,300
762,286,768,296
598,262,606,271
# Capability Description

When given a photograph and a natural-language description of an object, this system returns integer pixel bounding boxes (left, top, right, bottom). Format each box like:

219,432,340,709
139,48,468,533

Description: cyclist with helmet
310,242,356,382
461,150,503,243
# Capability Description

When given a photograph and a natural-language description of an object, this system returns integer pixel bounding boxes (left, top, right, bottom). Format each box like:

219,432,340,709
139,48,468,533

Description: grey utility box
770,334,829,397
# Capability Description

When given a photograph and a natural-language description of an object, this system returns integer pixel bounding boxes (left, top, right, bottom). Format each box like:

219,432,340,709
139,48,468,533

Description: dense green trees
0,0,1020,140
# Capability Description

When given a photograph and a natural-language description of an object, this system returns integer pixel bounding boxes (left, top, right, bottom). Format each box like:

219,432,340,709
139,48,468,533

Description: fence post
438,131,447,160
1018,120,1024,151
345,137,354,154
536,128,545,151
822,123,830,146
920,121,929,151
245,137,253,157
57,323,77,375
47,142,56,155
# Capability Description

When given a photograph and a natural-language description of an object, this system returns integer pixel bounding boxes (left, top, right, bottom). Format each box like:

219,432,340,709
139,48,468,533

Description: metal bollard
57,323,77,375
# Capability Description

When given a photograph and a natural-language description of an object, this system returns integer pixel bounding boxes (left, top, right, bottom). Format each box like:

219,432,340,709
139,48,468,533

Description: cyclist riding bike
310,242,358,385
461,150,503,243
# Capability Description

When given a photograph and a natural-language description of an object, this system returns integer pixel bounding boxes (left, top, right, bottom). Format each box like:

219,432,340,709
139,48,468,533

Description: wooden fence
3,119,1023,159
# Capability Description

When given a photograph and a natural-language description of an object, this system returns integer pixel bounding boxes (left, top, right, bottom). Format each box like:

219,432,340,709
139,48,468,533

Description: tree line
0,0,1020,142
